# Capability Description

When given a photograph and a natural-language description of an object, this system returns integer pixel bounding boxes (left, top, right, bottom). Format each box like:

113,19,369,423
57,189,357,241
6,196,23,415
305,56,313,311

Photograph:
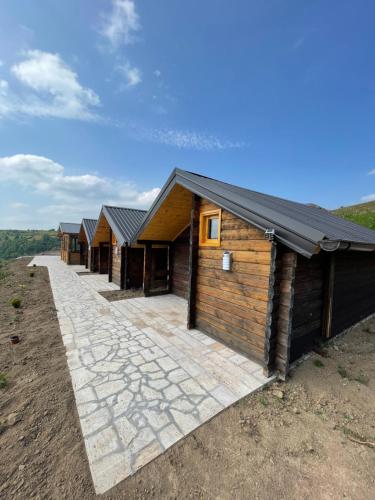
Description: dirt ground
99,289,145,302
0,258,374,500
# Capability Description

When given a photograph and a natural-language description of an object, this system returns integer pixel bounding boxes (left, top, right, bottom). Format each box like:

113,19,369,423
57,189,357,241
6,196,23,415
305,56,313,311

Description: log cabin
91,206,147,288
78,218,98,270
58,222,81,265
132,168,375,378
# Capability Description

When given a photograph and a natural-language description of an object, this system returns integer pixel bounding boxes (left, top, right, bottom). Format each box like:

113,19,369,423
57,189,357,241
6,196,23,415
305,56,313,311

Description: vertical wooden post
187,194,200,329
323,253,335,338
167,242,173,293
121,245,128,290
108,228,113,282
143,243,152,296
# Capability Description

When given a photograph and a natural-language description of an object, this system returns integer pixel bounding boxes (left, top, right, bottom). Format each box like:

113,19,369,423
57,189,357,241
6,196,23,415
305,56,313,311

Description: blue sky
0,0,375,229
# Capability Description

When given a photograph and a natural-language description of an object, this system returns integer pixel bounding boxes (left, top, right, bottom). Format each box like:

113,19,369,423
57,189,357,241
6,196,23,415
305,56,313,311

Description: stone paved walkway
29,256,272,494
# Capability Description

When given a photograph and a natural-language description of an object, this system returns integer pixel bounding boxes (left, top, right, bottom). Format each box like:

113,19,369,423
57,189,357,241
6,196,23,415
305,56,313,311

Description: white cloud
0,50,100,121
140,128,245,151
117,62,142,88
361,194,375,202
367,169,375,175
154,69,161,77
0,154,160,228
10,201,29,209
100,0,140,49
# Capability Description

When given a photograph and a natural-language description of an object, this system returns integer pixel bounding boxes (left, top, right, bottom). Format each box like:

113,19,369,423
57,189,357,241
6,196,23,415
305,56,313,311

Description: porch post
167,242,173,293
187,194,200,329
121,245,128,290
108,229,113,282
143,243,152,296
323,253,335,338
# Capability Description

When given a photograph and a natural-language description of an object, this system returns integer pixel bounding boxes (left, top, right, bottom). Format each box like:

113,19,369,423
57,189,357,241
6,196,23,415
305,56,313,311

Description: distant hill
332,201,375,231
0,229,60,260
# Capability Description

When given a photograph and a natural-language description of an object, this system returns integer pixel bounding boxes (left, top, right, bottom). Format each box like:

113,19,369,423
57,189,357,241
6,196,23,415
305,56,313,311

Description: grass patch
0,373,8,389
337,365,348,378
259,396,269,407
10,297,22,309
353,372,369,386
313,359,325,368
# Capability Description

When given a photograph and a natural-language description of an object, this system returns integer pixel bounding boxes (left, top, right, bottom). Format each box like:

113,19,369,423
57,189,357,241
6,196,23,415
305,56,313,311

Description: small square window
199,209,221,247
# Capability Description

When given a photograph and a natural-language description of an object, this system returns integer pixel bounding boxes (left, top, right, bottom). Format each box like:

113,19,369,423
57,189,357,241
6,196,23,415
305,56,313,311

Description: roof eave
319,240,375,252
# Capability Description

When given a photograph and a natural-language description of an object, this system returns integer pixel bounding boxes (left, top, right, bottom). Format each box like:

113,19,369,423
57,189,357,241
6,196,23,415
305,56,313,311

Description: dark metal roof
100,206,147,246
81,218,98,244
133,168,375,257
58,222,80,235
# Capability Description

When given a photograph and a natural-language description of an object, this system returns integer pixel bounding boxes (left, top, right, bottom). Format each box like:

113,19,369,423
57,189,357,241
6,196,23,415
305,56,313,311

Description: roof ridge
103,204,147,212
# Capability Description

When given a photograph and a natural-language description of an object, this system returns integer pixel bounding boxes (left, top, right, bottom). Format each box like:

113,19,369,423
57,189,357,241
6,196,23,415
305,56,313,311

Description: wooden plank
272,250,298,379
196,275,269,302
221,229,265,241
196,282,268,312
143,243,152,294
218,240,271,251
197,265,270,290
196,315,264,360
199,258,271,277
187,194,200,329
198,249,271,264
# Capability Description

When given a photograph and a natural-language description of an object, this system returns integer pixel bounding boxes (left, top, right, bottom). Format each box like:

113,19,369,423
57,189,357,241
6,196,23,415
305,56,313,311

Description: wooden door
99,243,110,274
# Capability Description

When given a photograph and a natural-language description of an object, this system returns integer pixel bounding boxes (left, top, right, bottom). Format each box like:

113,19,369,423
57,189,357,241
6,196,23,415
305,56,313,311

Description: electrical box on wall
222,251,232,271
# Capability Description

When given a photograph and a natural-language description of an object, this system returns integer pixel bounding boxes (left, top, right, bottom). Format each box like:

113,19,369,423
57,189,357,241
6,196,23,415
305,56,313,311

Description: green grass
337,365,348,378
332,201,375,230
0,229,59,260
10,297,22,309
313,359,325,368
0,373,8,389
353,372,369,386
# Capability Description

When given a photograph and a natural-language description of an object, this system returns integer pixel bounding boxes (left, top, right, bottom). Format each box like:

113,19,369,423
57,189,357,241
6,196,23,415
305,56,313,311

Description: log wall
331,252,375,335
195,199,273,363
112,245,122,287
171,226,190,299
270,248,297,376
289,254,325,362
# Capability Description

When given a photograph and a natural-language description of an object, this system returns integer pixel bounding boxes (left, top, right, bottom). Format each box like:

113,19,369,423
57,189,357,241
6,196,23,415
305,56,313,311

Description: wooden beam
137,239,172,245
167,242,173,292
121,245,128,290
263,242,278,376
143,242,152,296
268,250,298,379
187,194,200,329
108,229,113,282
322,253,335,339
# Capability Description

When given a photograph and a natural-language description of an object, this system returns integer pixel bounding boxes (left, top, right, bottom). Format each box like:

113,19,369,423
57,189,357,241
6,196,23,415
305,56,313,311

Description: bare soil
0,258,374,500
99,289,144,302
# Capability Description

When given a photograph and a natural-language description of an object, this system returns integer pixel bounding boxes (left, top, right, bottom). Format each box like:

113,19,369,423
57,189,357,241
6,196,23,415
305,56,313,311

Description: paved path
30,256,272,494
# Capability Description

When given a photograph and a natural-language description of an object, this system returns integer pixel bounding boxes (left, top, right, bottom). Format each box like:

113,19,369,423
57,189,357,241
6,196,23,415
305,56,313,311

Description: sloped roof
100,206,147,246
81,218,98,244
133,168,375,257
58,222,80,235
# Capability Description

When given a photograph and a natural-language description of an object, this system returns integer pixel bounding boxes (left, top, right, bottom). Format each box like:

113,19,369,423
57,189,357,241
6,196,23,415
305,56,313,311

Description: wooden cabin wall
60,235,69,263
289,254,325,362
195,199,273,363
270,247,297,376
127,248,144,289
112,244,122,286
171,226,190,299
331,252,375,336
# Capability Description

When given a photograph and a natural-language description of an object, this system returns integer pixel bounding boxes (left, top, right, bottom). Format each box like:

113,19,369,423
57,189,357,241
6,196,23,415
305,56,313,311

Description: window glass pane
208,217,219,239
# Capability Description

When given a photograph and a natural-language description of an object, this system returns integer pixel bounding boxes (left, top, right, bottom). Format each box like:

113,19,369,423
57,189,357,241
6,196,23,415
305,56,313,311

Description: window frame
199,209,222,247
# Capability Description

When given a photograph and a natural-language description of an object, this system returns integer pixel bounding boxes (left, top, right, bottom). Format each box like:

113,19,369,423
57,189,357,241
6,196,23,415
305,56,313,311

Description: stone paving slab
29,256,273,494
